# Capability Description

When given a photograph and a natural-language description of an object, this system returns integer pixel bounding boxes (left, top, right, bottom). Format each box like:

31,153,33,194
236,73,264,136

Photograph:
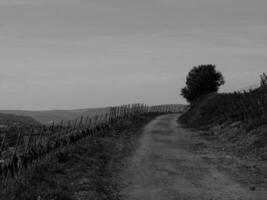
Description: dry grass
1,114,157,200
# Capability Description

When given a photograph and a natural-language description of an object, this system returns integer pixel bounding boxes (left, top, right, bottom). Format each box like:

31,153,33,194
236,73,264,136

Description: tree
181,65,225,103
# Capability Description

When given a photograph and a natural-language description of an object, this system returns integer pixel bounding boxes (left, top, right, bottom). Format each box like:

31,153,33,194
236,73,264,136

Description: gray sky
0,0,266,110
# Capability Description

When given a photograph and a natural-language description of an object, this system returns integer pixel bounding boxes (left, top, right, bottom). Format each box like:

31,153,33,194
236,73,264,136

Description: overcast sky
0,0,266,110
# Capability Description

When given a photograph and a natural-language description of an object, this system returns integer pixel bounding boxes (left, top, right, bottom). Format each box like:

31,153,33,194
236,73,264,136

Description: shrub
181,65,225,103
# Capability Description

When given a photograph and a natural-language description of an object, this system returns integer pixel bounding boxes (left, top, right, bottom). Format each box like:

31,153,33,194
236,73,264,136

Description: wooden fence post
84,116,89,129
0,132,7,154
4,128,22,188
78,116,84,129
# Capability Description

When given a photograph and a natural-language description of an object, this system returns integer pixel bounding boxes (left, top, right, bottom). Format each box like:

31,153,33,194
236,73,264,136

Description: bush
181,65,225,103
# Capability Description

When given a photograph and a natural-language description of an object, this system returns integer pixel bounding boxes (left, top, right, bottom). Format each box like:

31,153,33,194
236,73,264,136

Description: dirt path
119,114,267,200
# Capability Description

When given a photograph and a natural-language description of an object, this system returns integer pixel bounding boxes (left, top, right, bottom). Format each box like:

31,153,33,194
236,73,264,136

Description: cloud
0,0,266,109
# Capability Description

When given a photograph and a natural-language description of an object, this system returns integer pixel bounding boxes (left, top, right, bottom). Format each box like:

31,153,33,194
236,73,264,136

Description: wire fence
0,103,184,190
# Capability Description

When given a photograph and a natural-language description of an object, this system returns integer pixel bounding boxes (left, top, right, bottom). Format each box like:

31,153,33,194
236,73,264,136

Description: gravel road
119,114,266,200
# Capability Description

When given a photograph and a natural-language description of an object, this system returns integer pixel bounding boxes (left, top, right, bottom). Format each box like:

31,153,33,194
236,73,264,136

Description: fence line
209,73,267,126
235,72,267,93
0,103,184,189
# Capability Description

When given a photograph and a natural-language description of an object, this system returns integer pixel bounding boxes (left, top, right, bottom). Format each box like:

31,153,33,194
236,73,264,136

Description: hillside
179,93,231,127
3,111,267,200
0,108,110,124
180,88,267,128
0,113,40,127
179,90,267,158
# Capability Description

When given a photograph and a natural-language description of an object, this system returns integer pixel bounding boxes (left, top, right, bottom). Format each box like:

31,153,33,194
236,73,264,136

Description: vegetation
0,113,40,128
0,108,109,124
179,73,267,164
1,113,156,200
1,104,179,200
181,65,225,103
180,73,267,128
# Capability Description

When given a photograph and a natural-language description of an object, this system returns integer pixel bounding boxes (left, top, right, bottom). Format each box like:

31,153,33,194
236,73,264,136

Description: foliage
180,86,267,128
1,113,156,200
181,65,225,103
0,113,40,128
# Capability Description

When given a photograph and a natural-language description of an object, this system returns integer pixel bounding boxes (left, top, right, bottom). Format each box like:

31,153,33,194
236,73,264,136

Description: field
1,95,266,200
0,113,40,127
1,113,156,200
0,104,185,199
0,108,110,124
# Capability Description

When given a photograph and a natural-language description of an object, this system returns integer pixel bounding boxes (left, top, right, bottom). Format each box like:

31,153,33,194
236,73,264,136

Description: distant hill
0,108,110,124
0,113,41,127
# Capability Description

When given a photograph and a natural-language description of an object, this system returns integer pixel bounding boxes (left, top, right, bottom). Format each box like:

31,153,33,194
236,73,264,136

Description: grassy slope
0,108,109,124
1,113,157,200
0,113,40,127
179,93,235,127
179,94,267,192
179,92,267,159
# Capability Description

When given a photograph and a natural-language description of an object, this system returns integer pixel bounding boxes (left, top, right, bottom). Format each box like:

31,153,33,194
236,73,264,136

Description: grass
1,113,157,200
180,90,267,128
179,92,267,159
0,113,40,127
180,92,267,192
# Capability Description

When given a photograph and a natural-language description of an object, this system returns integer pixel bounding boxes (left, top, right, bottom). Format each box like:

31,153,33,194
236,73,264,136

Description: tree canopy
181,65,225,103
